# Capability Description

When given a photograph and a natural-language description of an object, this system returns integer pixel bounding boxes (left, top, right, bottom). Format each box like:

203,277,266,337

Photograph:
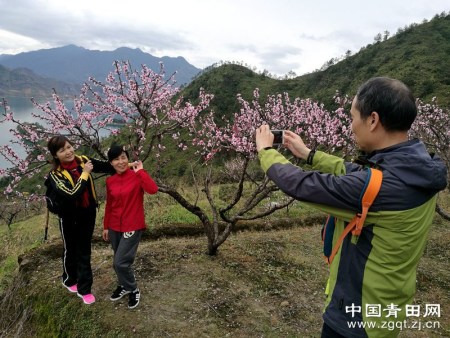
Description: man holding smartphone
271,130,284,146
255,77,447,338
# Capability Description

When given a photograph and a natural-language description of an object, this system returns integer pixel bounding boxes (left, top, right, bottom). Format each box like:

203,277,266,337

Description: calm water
0,97,46,170
1,97,116,171
1,96,114,171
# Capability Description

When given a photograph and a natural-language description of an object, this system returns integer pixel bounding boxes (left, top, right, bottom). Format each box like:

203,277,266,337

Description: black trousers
59,206,96,295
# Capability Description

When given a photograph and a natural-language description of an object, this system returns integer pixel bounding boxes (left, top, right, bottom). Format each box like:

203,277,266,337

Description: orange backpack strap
326,168,383,264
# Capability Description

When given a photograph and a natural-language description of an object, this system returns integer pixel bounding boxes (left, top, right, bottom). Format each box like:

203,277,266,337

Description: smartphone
271,130,284,146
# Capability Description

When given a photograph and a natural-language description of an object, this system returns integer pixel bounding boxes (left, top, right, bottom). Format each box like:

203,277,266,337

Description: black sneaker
128,288,140,309
110,285,130,301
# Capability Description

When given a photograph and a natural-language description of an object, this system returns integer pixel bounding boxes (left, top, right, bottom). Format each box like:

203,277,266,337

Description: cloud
0,0,193,53
0,0,449,76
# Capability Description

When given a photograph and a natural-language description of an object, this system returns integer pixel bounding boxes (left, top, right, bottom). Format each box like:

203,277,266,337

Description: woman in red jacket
102,145,158,309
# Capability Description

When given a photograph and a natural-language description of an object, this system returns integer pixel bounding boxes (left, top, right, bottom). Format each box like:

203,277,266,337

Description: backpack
322,167,383,264
45,175,62,215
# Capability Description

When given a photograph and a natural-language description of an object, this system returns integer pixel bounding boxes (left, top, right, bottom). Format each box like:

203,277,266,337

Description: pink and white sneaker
63,283,78,293
77,293,96,305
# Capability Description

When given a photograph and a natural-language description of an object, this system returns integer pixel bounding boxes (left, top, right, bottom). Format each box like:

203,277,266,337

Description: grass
0,192,449,337
141,182,322,227
0,223,329,337
0,193,317,292
0,213,60,293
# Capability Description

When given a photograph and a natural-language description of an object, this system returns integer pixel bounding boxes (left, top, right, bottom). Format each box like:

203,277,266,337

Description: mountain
183,13,450,111
0,44,201,87
1,14,449,107
0,64,80,98
183,63,279,117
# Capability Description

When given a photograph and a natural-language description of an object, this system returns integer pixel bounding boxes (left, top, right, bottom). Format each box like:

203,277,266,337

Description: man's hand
283,130,310,160
255,125,274,151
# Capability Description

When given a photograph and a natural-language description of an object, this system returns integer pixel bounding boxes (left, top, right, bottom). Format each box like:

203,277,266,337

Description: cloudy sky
0,0,448,76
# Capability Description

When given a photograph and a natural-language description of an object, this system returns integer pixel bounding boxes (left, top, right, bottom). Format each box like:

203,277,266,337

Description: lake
1,96,111,170
0,97,47,170
0,96,118,172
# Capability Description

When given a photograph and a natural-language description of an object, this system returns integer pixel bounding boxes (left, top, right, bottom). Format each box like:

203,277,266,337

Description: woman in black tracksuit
46,135,112,305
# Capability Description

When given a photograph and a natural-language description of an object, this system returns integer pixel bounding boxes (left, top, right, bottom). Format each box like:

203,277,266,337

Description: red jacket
104,168,158,232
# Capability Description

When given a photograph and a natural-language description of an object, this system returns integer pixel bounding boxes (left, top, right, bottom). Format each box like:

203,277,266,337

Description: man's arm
258,148,368,216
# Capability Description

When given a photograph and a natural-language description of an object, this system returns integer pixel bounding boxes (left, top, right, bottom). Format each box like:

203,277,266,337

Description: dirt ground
0,220,449,337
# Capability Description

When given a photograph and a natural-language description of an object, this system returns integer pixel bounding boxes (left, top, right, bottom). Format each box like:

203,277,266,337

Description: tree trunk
157,184,219,255
207,242,218,256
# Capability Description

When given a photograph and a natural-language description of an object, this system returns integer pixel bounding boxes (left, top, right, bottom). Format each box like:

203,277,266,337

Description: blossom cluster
0,61,212,197
1,67,449,204
191,89,354,161
411,98,450,160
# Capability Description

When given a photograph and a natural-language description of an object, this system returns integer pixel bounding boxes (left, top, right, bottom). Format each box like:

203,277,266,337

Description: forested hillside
183,13,450,112
0,65,79,98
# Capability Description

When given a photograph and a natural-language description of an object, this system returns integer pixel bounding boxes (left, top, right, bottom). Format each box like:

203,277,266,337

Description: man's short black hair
355,77,417,132
107,145,129,162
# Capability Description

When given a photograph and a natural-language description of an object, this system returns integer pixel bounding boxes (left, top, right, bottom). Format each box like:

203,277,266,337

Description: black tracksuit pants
59,205,96,295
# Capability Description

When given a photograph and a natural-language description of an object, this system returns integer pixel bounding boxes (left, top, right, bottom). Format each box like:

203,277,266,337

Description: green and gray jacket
259,139,447,338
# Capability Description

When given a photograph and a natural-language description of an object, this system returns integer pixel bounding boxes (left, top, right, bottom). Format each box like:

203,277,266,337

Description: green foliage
183,63,279,116
218,184,236,202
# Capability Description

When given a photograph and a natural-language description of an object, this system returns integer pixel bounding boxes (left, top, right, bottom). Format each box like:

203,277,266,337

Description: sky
0,0,449,76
